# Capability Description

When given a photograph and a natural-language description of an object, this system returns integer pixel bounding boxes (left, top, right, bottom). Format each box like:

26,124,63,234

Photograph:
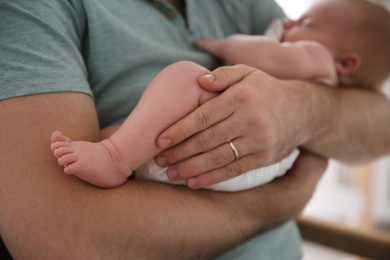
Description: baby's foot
50,131,131,188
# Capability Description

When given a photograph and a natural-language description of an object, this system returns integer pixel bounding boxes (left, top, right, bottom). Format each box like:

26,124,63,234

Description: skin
156,65,390,189
1,0,385,258
0,91,327,259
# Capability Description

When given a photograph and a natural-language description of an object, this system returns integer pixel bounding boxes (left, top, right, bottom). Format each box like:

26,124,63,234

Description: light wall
276,0,315,19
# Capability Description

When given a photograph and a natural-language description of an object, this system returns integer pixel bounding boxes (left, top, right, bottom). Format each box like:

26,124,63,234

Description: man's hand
156,65,313,189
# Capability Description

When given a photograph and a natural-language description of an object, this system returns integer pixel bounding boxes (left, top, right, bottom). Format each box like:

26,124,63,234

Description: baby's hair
343,0,390,89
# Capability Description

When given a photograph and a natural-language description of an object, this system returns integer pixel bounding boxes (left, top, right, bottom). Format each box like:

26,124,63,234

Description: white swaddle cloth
135,149,299,192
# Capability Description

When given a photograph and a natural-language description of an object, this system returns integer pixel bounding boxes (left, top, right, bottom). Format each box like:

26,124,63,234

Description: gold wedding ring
228,140,239,161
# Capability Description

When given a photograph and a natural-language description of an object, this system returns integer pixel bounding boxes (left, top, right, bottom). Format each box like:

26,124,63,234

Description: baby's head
282,0,390,89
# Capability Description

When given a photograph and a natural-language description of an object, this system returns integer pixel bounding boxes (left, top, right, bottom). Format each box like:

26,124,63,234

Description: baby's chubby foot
50,131,76,172
50,130,131,188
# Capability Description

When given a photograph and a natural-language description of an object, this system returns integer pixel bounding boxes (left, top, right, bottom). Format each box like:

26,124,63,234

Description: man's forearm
127,152,325,259
73,151,326,260
300,82,390,163
3,154,325,260
1,92,327,260
3,175,312,260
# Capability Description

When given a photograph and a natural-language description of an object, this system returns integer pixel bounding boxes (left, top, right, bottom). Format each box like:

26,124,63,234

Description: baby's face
281,0,359,52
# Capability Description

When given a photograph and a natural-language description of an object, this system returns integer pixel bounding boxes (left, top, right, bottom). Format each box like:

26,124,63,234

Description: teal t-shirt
0,0,302,259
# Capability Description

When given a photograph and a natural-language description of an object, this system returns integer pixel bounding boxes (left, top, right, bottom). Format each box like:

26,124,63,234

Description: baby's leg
108,61,217,169
51,61,217,188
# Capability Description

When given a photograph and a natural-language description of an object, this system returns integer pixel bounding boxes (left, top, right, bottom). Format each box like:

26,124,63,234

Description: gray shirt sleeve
250,0,286,35
0,0,92,101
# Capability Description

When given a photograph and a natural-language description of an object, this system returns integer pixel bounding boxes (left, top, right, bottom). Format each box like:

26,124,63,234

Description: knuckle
195,110,211,129
252,135,267,150
176,127,189,142
234,87,252,104
224,163,241,178
233,64,257,79
170,147,185,162
217,66,235,80
262,150,277,165
210,149,228,165
180,162,196,177
253,123,272,141
242,113,261,128
197,133,214,150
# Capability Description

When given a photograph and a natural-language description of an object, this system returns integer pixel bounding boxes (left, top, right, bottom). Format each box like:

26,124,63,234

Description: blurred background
275,0,390,259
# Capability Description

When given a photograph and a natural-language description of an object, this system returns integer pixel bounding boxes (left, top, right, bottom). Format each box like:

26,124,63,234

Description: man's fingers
157,90,235,149
163,137,253,181
157,111,247,166
186,151,328,190
186,155,258,189
157,65,257,150
199,64,258,92
164,141,238,181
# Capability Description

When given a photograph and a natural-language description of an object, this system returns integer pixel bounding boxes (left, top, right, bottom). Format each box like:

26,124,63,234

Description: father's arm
156,66,390,188
163,66,390,164
0,92,326,259
302,83,390,162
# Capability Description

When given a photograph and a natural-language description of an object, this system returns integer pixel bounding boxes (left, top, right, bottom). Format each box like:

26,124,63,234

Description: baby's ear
335,52,361,76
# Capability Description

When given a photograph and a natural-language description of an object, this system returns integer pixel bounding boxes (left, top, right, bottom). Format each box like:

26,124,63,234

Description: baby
51,0,390,190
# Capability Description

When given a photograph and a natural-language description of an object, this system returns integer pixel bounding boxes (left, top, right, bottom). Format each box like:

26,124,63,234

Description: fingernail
188,178,199,188
155,156,168,166
159,138,172,149
167,168,178,180
203,74,215,82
